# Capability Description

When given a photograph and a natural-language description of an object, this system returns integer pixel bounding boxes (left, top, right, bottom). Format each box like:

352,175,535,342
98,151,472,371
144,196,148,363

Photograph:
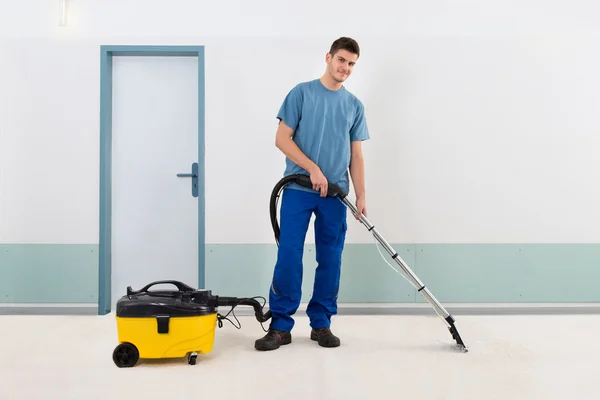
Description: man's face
326,49,358,83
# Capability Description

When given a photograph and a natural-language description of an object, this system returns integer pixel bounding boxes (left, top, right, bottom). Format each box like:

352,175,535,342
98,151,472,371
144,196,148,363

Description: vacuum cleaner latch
156,315,170,334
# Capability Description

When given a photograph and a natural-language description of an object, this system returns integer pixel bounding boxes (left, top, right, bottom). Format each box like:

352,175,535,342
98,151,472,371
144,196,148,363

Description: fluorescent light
58,0,67,26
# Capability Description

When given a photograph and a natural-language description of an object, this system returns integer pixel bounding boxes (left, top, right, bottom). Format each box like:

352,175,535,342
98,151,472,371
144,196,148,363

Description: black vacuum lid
115,281,217,317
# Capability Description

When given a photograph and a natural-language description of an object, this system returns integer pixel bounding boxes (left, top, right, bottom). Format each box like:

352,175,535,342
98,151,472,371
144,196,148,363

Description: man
255,37,370,351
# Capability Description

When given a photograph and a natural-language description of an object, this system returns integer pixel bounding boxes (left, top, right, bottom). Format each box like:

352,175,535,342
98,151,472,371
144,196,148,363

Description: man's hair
329,37,360,58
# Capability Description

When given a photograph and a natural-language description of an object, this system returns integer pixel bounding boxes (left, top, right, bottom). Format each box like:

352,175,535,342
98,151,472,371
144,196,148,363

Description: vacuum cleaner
269,174,468,353
112,173,466,368
112,280,271,368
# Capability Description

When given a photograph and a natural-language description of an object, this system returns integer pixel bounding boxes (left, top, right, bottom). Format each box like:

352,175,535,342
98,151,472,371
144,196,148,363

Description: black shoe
310,327,340,348
254,328,292,351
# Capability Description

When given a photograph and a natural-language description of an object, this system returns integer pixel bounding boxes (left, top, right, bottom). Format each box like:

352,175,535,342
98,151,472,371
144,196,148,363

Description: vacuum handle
293,174,346,198
127,280,195,295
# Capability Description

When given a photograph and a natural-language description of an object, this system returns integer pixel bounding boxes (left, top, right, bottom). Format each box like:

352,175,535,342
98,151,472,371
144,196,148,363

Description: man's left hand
355,196,367,220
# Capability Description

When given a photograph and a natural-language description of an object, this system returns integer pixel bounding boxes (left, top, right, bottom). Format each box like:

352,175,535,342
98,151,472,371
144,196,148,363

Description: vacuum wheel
113,342,139,368
188,352,198,365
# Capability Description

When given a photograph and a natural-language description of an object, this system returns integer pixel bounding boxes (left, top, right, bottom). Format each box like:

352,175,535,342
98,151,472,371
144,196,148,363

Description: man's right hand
310,168,328,197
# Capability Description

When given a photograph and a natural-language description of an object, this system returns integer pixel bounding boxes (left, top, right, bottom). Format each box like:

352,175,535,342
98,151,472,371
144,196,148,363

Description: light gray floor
1,313,598,399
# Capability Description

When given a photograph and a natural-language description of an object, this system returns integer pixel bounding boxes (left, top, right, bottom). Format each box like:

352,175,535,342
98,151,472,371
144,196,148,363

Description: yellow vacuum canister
112,280,272,367
112,280,218,367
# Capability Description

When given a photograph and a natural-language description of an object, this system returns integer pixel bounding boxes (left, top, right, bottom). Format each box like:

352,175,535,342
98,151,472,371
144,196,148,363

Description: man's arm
275,120,318,174
275,120,328,196
350,140,366,197
350,140,367,217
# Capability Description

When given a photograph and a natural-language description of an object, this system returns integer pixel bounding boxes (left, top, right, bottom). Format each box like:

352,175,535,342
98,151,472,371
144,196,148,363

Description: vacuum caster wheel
113,342,139,368
188,352,198,365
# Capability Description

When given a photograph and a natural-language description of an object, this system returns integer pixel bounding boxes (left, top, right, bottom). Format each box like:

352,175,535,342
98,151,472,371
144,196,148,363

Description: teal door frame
98,45,205,315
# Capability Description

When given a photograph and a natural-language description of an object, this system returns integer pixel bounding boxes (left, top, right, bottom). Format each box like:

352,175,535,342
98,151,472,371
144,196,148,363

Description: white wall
1,0,599,246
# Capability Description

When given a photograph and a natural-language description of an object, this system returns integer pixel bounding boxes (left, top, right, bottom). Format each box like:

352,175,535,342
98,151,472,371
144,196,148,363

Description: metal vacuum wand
340,195,467,351
270,174,468,352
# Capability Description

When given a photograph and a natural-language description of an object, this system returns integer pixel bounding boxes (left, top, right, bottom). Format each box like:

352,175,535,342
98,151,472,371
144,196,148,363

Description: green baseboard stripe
412,244,600,303
0,244,98,303
1,243,599,306
206,243,600,303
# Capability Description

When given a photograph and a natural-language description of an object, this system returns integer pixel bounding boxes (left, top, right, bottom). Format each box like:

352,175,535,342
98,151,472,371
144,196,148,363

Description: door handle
177,162,198,197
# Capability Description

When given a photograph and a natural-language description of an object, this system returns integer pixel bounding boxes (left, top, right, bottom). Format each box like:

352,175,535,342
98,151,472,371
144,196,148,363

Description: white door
110,56,199,309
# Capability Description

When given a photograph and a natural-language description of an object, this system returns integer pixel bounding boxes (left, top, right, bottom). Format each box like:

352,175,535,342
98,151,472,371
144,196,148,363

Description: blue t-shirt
276,79,370,195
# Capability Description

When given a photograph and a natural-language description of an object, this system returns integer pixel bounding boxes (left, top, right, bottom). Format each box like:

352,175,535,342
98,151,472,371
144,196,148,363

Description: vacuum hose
270,174,346,245
214,296,271,323
204,175,344,326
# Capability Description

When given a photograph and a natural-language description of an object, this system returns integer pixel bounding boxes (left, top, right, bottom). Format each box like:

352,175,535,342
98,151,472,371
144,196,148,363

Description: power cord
217,296,269,332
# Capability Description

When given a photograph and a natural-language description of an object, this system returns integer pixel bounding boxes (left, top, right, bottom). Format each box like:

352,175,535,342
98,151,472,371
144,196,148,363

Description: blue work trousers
269,188,347,332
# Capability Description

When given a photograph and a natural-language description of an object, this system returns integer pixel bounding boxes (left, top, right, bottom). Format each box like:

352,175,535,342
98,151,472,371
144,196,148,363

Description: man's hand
310,168,328,197
355,196,367,220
